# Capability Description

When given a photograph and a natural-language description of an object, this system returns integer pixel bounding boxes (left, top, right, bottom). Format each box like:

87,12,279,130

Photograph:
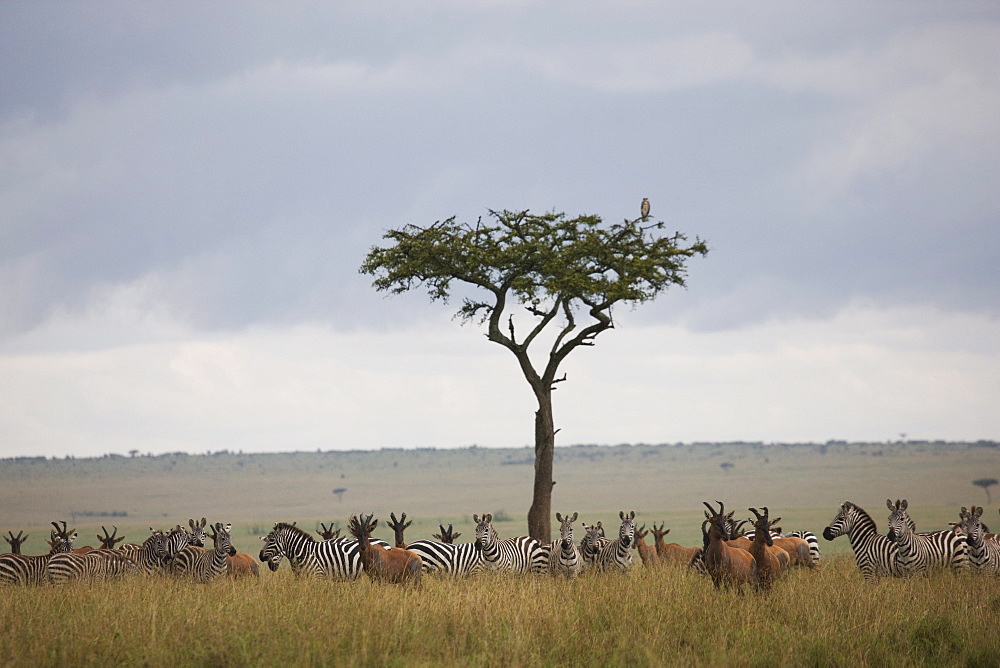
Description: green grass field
2,558,999,666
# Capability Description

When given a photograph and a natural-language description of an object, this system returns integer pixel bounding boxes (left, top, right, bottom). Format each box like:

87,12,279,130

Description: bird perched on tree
640,197,650,220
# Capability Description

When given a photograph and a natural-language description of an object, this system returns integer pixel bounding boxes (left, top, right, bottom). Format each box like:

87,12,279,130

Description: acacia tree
973,478,998,505
360,209,708,541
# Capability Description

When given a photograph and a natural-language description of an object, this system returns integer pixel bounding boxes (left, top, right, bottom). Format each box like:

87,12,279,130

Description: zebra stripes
119,529,171,575
0,528,76,586
823,501,903,580
162,526,193,564
580,522,610,570
547,512,583,579
473,513,546,574
786,531,822,565
48,549,140,584
960,506,1000,574
258,522,389,579
403,539,485,576
49,529,165,584
591,511,635,573
886,499,967,576
171,522,236,582
187,518,208,547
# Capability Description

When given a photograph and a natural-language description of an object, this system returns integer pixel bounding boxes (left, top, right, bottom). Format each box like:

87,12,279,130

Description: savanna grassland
2,556,1000,666
3,441,999,666
1,440,995,554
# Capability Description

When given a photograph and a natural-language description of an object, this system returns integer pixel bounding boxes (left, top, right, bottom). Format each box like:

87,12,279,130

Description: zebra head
141,528,168,560
617,511,636,549
188,517,208,547
210,522,237,557
259,522,302,572
555,512,577,550
579,522,604,560
963,506,986,545
886,499,911,542
163,525,191,563
473,514,496,552
823,501,855,541
259,533,282,571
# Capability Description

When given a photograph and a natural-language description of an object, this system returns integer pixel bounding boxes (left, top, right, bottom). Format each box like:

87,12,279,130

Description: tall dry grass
3,556,1000,666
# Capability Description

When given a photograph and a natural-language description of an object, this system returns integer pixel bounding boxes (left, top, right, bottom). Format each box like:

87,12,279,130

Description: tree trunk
527,389,554,542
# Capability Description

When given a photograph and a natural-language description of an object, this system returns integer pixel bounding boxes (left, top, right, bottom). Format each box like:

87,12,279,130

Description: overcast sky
2,2,998,459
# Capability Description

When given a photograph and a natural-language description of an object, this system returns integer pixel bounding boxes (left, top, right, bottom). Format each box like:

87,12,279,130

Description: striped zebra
0,527,76,586
960,506,1000,574
48,549,141,584
171,522,235,582
119,529,171,574
473,513,546,574
886,499,967,576
187,518,208,547
591,511,635,572
547,512,583,579
580,522,610,570
403,537,485,576
823,501,903,580
162,525,194,564
258,522,389,579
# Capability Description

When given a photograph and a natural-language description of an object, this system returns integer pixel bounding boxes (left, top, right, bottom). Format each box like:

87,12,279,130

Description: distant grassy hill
2,440,996,556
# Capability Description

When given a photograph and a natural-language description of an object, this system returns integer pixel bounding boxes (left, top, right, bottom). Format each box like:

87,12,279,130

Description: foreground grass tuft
3,557,999,666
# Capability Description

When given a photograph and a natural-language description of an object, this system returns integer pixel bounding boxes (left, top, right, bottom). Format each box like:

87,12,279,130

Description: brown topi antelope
747,507,786,591
768,535,813,568
650,523,703,568
633,524,660,567
387,512,412,548
227,551,260,578
348,514,422,585
316,522,341,541
3,531,28,555
432,524,461,544
97,526,126,550
702,501,757,592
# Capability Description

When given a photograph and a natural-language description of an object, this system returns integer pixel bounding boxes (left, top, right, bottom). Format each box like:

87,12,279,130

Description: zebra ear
473,514,480,524
900,499,907,511
887,499,894,511
485,513,492,523
571,512,578,522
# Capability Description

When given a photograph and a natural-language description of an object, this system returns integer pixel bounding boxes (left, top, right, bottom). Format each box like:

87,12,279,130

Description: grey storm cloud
2,2,999,346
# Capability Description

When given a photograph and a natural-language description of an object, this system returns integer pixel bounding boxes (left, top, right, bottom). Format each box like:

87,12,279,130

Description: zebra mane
272,522,316,542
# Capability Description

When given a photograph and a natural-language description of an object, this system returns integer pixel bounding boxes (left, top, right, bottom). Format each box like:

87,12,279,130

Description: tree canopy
361,209,707,369
360,208,708,540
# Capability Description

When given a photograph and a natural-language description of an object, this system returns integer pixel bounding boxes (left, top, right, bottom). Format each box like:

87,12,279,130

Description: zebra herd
3,499,997,587
822,500,997,580
0,519,246,585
